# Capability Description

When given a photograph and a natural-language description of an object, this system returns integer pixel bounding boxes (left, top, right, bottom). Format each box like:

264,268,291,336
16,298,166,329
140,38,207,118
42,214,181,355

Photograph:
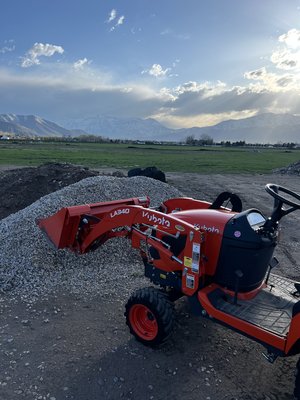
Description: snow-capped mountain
1,113,300,143
63,115,174,141
62,113,300,143
0,114,86,138
186,113,300,143
169,113,300,143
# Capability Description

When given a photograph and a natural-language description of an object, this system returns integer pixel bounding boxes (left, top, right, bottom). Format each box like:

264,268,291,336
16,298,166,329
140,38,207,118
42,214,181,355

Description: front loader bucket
37,205,90,250
37,197,151,252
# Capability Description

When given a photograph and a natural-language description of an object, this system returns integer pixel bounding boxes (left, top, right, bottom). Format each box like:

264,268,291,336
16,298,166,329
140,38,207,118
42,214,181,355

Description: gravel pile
0,176,182,301
273,160,300,175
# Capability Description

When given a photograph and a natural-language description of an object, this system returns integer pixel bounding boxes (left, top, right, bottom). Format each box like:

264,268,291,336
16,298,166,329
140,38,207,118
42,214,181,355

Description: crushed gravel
273,159,300,175
0,176,182,302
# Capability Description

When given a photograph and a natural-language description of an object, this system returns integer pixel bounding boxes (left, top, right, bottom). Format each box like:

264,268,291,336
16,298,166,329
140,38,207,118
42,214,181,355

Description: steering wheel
263,184,300,231
265,184,300,209
209,191,242,212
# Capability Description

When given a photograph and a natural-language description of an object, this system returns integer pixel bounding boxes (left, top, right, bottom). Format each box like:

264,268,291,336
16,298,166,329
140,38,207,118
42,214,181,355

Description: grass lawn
0,141,299,173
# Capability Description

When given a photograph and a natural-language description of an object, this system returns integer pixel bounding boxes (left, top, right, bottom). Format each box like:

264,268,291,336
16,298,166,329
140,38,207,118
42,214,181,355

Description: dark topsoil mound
0,163,100,220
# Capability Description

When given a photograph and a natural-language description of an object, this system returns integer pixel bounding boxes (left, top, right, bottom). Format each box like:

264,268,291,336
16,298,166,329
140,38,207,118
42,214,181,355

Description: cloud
2,59,300,130
73,58,91,70
116,16,125,26
270,29,300,71
244,65,298,93
271,49,300,70
149,64,170,77
142,63,171,78
4,27,300,130
106,9,125,31
21,43,64,68
0,65,166,122
244,30,300,94
151,110,257,129
278,29,300,49
244,67,267,80
0,40,15,54
156,74,300,124
2,62,300,132
160,29,190,40
107,9,117,23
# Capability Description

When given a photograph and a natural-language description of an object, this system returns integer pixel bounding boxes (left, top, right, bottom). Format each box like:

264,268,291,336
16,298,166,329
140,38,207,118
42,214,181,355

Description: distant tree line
41,134,110,143
185,134,214,145
184,135,299,148
2,133,299,148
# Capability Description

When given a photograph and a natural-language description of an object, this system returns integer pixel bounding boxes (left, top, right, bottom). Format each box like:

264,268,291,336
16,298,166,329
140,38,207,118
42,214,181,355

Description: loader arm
37,197,150,251
38,196,205,296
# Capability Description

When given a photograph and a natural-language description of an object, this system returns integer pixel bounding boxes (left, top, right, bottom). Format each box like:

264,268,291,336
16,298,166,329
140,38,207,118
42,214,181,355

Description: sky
1,0,300,128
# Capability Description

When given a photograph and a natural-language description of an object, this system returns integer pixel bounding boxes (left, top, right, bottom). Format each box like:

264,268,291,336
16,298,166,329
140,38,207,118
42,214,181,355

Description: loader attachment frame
37,197,150,251
37,197,205,296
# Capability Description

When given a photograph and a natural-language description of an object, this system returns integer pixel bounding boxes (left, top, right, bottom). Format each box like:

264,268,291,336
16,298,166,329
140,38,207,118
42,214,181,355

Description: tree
199,134,213,145
185,134,196,145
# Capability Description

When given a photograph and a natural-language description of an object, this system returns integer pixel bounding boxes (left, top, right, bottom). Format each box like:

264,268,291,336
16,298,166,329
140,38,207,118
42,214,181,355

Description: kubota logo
194,223,220,234
142,211,171,228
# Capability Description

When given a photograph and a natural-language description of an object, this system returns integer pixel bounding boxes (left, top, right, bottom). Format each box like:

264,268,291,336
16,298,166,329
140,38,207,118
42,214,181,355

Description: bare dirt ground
0,165,300,400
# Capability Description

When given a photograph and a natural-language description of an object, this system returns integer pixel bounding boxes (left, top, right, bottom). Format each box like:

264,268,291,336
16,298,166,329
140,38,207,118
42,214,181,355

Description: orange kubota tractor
38,184,300,398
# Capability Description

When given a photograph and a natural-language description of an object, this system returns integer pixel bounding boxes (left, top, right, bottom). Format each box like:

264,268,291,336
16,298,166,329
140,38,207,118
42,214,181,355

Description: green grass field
0,141,299,173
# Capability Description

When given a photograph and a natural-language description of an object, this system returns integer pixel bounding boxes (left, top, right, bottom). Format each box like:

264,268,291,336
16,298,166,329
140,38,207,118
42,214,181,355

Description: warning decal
191,242,201,273
186,274,195,289
184,256,192,268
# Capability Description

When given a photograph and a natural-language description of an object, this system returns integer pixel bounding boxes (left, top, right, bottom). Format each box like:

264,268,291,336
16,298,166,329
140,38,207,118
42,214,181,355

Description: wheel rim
129,304,158,340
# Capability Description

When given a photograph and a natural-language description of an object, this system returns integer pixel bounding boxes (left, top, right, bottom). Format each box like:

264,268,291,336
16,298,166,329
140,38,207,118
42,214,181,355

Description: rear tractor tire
125,287,175,346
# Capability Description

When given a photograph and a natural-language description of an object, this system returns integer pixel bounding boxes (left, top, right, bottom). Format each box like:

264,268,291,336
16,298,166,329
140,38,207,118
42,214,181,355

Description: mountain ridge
63,112,300,143
1,113,300,143
0,114,87,138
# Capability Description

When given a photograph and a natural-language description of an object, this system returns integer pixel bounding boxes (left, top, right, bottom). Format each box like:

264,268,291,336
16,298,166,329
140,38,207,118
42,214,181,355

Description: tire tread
125,287,175,346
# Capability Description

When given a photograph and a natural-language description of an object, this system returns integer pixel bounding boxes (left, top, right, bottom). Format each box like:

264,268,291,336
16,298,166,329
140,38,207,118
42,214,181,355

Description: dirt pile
273,159,300,175
0,162,100,220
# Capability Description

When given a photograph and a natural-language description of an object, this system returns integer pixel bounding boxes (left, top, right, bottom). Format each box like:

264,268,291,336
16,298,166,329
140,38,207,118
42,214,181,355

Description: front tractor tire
125,287,175,346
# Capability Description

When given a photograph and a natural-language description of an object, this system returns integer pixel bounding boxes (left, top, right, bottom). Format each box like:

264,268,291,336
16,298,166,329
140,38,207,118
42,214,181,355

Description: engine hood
172,209,235,236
